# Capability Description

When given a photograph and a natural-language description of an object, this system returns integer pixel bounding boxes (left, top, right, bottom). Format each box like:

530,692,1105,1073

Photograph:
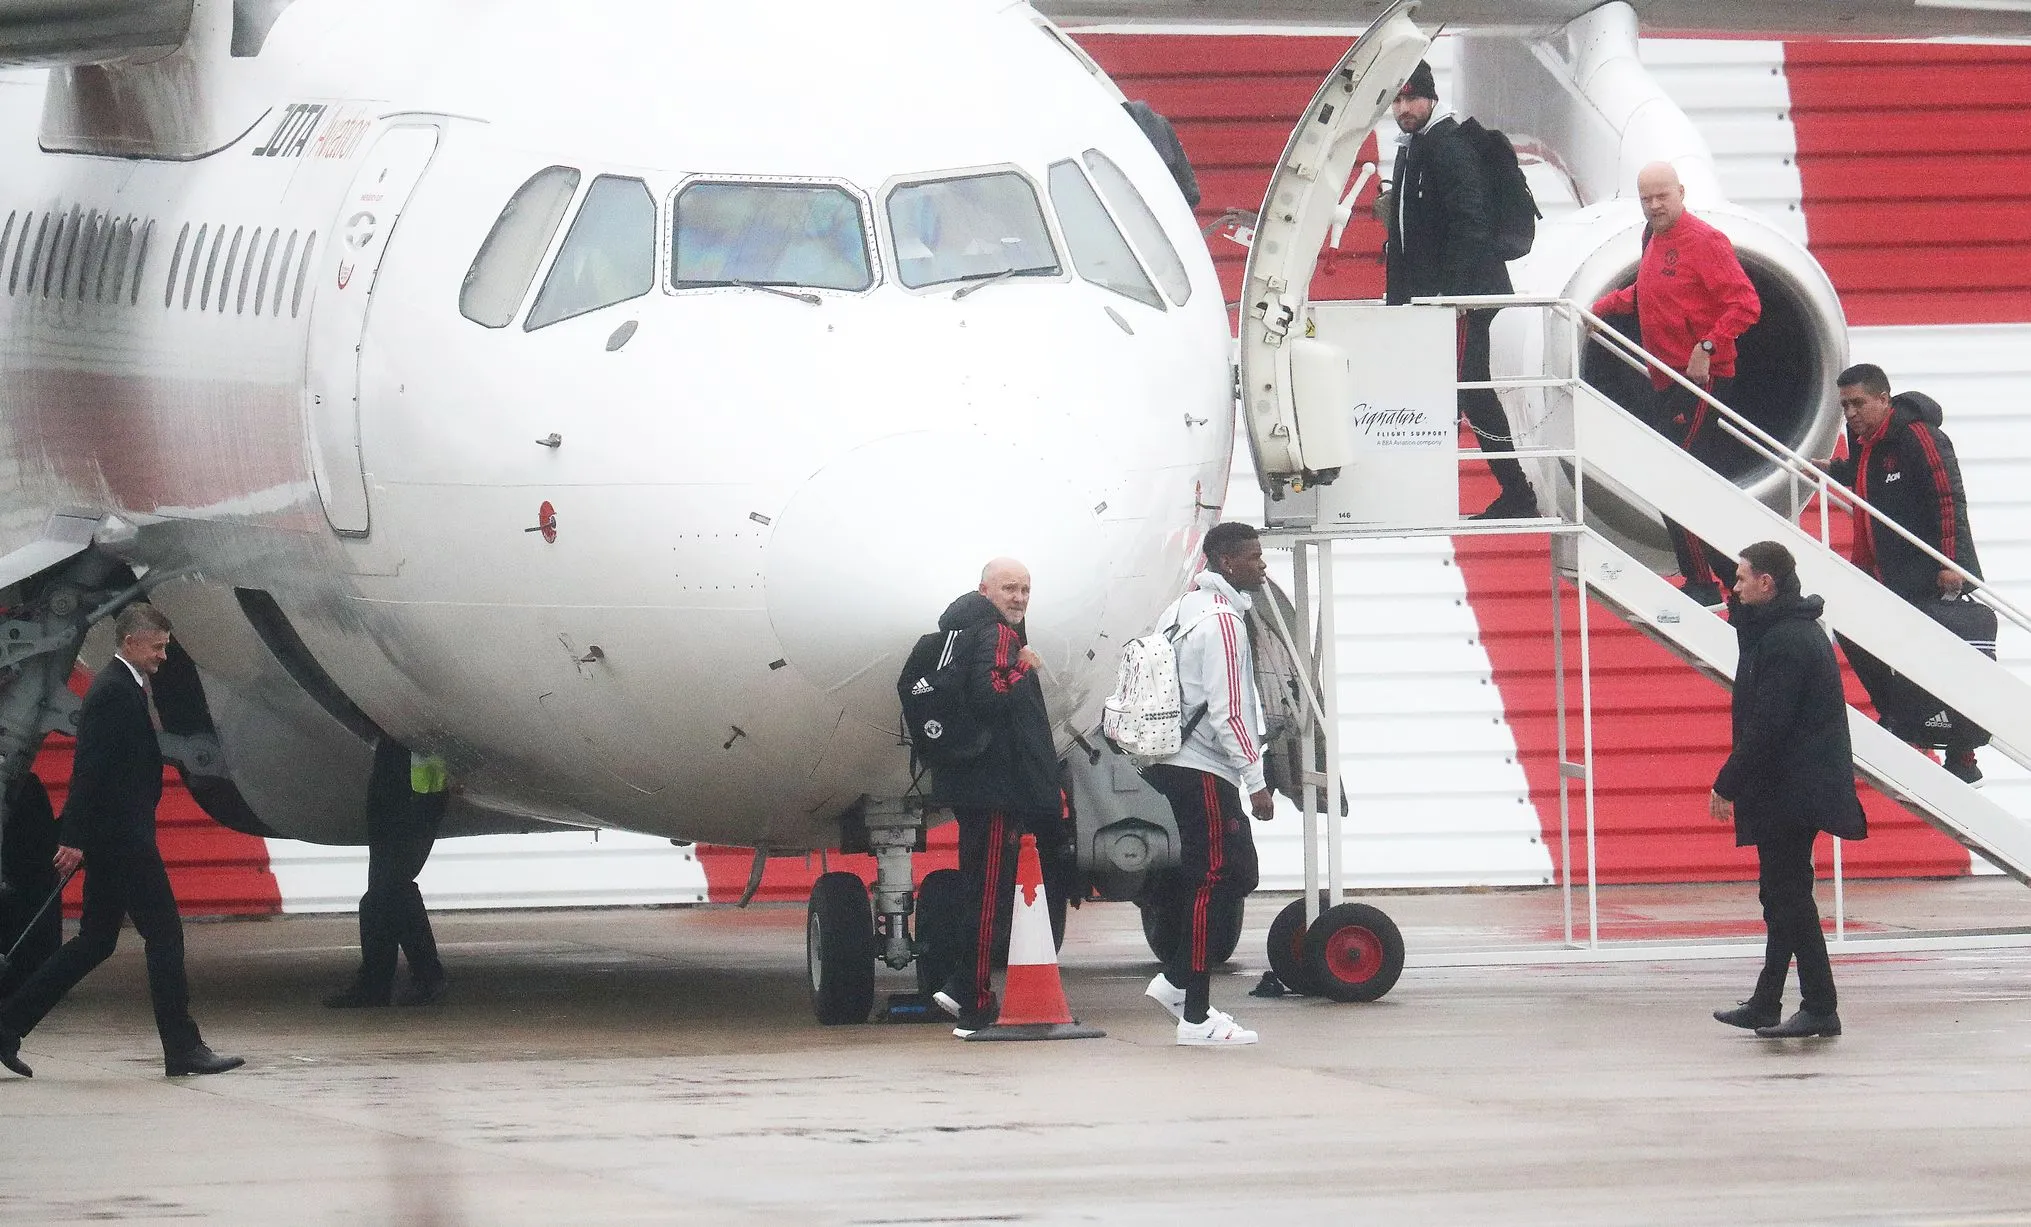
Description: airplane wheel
1301,902,1405,1003
808,872,877,1025
1266,897,1319,996
913,869,964,998
1139,893,1243,966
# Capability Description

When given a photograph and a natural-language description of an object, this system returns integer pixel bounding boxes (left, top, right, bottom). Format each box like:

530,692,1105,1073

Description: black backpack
896,628,990,772
1458,117,1540,261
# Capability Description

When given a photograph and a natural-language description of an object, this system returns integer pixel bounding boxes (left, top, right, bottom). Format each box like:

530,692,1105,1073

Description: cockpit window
886,172,1059,290
461,166,579,328
526,175,656,330
1046,160,1161,310
1083,150,1192,307
671,182,872,292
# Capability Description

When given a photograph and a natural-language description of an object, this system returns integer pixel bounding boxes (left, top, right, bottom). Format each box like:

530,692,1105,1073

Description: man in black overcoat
0,605,242,1079
1383,60,1536,520
1710,542,1867,1040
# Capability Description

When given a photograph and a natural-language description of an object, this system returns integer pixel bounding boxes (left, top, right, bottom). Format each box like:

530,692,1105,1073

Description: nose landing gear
805,797,943,1026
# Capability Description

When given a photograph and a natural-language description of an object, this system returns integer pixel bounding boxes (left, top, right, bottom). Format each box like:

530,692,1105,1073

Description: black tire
913,868,965,998
1139,892,1242,967
1266,897,1318,996
807,872,877,1025
1301,902,1405,1003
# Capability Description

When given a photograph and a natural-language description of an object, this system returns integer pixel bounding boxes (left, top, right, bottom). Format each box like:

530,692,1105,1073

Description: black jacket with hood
1385,115,1514,306
926,592,1060,818
1713,590,1867,847
1827,391,1981,604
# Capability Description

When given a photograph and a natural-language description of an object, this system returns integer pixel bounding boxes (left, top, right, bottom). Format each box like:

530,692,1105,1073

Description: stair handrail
1417,292,2031,639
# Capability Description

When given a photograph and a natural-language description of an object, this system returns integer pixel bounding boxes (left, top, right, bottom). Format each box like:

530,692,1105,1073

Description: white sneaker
1145,973,1187,1021
1176,1012,1258,1046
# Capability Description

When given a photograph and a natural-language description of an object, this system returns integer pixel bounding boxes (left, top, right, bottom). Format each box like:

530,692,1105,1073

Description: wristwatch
1698,339,1717,353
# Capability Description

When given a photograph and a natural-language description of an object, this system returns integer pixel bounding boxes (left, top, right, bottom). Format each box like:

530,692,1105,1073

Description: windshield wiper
695,278,822,306
952,265,1052,301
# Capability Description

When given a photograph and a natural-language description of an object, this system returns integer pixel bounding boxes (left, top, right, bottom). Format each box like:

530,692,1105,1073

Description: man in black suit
0,604,242,1079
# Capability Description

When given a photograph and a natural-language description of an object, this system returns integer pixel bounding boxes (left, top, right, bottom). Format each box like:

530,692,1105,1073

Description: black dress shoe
1755,1008,1842,1039
1713,1001,1781,1030
0,1028,31,1078
165,1044,244,1077
1472,487,1540,521
395,970,447,1007
323,982,392,1009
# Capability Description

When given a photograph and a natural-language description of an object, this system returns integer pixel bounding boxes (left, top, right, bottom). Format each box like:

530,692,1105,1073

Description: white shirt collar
114,653,147,689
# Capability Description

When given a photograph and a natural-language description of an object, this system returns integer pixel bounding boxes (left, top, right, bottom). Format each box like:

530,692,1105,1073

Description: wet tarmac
5,878,2031,1225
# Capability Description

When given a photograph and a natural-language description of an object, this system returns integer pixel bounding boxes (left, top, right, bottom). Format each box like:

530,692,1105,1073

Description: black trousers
0,776,61,999
1750,831,1837,1016
1644,378,1737,589
1459,309,1530,497
353,741,446,996
1144,765,1259,1023
943,807,1057,1013
1837,629,1980,754
0,845,201,1055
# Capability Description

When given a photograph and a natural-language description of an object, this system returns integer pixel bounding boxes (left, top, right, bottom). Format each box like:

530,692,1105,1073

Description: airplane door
305,125,442,537
1236,0,1429,494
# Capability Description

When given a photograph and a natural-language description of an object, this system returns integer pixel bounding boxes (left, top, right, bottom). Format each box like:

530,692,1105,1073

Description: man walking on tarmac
1710,542,1866,1040
1820,364,1987,785
928,558,1063,1038
0,605,242,1079
1142,523,1274,1047
1592,161,1762,607
1383,60,1537,521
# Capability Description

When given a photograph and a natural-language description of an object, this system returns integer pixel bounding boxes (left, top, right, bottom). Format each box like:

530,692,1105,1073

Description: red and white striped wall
41,34,2031,914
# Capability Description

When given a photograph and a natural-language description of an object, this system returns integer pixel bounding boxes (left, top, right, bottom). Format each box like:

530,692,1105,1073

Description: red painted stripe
1786,41,2031,326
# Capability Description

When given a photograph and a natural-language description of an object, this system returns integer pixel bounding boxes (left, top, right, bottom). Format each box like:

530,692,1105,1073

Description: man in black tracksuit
1710,542,1867,1040
928,558,1061,1035
1383,60,1535,520
1822,363,1985,784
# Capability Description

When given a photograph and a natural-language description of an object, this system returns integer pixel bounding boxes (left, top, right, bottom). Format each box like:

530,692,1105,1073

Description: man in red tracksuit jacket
1592,162,1762,607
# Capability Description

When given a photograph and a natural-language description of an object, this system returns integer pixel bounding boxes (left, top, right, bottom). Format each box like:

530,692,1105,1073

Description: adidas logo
910,678,934,696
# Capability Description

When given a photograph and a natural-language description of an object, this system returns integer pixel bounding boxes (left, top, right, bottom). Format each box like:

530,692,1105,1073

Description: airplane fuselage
0,0,1234,849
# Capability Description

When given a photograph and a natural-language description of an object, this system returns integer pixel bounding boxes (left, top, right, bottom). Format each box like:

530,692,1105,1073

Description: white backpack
1102,607,1218,758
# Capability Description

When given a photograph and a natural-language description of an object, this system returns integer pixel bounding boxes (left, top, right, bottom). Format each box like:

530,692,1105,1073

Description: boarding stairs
1502,299,2031,882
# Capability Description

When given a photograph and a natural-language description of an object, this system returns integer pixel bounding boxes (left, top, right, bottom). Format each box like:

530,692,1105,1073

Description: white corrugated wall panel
266,831,709,913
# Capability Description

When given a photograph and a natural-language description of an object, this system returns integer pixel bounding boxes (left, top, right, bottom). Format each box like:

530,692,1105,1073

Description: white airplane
0,0,2019,1024
0,0,1232,1021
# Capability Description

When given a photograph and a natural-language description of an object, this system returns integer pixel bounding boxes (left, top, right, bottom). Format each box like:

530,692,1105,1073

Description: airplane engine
1496,205,1848,567
1459,2,1848,568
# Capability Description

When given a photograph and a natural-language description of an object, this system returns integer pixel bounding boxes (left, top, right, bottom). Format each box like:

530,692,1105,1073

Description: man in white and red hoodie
1141,523,1274,1047
1593,161,1762,607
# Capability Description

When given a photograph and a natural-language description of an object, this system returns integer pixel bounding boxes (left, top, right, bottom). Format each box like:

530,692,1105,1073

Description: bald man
1593,162,1762,607
925,559,1062,1036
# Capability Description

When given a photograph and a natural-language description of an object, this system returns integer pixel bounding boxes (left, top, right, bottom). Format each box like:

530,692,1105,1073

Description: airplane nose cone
765,431,1108,732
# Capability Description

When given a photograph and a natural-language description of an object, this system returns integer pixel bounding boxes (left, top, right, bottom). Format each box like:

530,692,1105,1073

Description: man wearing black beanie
1382,59,1535,520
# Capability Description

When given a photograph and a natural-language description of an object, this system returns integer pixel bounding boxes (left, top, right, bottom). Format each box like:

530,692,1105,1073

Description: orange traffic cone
963,834,1104,1042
